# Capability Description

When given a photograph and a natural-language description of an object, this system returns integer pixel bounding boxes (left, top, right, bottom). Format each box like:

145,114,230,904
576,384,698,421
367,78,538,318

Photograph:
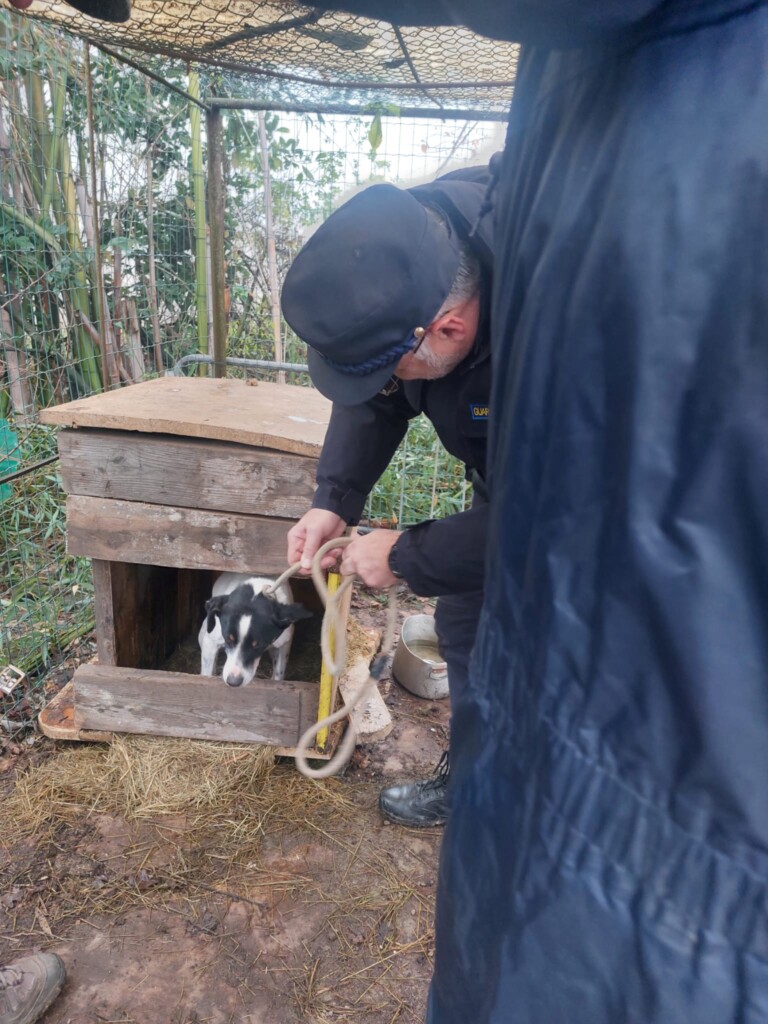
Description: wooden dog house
37,376,382,756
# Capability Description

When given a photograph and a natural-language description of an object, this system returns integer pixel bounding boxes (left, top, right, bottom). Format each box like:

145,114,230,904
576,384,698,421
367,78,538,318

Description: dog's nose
225,674,244,687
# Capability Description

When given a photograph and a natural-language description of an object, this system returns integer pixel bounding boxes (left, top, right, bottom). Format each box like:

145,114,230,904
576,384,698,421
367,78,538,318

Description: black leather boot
379,751,450,827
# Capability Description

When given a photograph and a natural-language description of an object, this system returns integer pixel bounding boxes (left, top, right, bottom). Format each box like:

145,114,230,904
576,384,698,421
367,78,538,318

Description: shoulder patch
469,403,489,420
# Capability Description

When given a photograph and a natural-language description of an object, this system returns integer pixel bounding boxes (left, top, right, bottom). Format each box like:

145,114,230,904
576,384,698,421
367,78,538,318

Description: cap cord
319,335,416,376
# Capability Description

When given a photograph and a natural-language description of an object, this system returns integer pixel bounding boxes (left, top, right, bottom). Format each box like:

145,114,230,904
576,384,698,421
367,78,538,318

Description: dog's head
205,585,312,687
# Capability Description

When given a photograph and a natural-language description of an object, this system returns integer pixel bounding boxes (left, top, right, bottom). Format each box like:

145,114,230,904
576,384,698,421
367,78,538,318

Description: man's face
395,295,480,381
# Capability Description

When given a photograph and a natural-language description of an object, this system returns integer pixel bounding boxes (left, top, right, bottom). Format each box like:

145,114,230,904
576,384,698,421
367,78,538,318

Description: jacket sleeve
393,501,488,596
312,388,417,523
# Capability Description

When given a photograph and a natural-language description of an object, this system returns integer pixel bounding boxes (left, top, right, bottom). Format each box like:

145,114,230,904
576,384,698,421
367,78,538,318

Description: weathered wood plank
91,560,119,667
67,496,293,574
40,377,331,456
58,429,317,518
39,678,337,760
73,664,318,746
38,681,113,743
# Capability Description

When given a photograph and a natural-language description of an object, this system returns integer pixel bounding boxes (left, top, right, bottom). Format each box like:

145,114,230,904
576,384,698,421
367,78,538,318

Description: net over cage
0,0,518,113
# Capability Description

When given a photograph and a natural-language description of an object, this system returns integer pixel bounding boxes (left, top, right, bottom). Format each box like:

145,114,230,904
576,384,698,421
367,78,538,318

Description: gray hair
424,204,481,316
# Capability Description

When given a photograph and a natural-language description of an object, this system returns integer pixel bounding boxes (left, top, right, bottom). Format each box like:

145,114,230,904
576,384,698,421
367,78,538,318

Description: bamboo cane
256,111,285,383
189,71,209,376
145,80,163,375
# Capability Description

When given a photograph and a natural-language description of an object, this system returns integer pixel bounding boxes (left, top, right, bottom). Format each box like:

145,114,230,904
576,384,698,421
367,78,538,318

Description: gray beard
412,339,465,378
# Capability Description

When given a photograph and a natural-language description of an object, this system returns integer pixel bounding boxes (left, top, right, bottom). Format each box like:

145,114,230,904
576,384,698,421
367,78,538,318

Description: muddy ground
0,587,449,1024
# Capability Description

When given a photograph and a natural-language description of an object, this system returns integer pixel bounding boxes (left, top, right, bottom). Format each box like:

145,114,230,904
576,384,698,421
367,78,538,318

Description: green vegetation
0,425,92,677
366,416,469,527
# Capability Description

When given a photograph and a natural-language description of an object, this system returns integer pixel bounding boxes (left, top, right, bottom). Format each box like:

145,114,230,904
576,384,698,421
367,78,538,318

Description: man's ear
274,602,313,629
431,295,480,344
205,595,227,633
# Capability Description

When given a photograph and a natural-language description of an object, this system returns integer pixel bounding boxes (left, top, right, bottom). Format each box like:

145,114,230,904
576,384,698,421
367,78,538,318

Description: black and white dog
198,572,312,687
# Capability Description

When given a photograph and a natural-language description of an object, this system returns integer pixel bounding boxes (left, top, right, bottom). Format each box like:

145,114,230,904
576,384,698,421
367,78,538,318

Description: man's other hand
340,530,402,589
287,509,347,574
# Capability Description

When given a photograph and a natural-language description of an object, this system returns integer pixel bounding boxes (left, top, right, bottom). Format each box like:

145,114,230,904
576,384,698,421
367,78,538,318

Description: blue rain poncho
307,3,768,1019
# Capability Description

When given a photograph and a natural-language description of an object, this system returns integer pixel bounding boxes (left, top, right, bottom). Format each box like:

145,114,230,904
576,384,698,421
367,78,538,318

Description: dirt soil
0,587,450,1024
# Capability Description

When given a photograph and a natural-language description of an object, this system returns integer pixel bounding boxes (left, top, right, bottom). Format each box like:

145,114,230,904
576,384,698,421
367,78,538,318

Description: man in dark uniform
281,160,495,827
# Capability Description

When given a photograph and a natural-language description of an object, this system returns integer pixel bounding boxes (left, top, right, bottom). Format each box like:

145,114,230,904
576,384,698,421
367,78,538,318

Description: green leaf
368,114,383,155
362,101,401,117
106,237,133,251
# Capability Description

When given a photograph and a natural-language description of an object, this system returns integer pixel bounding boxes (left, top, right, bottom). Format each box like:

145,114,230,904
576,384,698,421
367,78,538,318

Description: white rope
267,537,398,780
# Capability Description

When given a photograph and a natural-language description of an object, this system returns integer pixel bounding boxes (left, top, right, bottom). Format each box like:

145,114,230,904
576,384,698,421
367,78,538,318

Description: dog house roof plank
39,377,332,457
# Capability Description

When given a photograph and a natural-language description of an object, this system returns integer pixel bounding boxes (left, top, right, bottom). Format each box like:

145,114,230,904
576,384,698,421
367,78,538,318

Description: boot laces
0,966,23,991
422,750,450,793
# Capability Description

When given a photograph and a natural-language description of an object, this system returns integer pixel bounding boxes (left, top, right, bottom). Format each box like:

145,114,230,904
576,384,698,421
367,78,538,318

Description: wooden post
257,112,285,384
85,45,114,389
146,79,164,375
189,71,209,376
206,106,227,379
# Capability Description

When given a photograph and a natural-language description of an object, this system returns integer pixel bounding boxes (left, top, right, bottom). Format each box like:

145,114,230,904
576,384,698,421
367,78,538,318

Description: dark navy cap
281,184,461,404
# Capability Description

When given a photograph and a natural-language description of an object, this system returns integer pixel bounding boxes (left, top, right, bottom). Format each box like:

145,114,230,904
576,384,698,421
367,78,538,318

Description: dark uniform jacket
312,163,495,597
306,2,768,1023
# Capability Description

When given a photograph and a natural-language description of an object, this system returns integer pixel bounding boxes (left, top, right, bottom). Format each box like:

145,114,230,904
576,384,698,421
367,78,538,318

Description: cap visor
307,347,400,405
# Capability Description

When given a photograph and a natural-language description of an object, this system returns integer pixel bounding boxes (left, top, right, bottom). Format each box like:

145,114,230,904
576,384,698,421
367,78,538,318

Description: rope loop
266,536,398,780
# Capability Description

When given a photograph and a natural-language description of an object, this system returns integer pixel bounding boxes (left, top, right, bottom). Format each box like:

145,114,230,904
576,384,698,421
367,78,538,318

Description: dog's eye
226,633,236,644
251,640,260,649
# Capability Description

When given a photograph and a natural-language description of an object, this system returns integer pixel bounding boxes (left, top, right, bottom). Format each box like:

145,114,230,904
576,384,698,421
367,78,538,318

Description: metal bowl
391,614,449,700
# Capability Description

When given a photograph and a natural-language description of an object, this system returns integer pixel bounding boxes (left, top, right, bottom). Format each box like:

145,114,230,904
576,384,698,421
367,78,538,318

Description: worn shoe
379,751,450,827
0,953,65,1024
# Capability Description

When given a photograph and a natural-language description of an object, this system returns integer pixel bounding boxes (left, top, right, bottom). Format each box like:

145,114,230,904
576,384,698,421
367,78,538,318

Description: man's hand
287,509,347,574
340,530,402,589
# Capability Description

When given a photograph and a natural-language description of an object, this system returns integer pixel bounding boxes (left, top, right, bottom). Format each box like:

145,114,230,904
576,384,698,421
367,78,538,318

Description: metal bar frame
208,97,507,122
171,354,309,375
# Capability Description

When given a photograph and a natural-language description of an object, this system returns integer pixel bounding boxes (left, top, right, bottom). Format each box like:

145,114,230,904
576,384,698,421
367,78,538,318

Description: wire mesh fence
0,11,499,734
2,0,518,115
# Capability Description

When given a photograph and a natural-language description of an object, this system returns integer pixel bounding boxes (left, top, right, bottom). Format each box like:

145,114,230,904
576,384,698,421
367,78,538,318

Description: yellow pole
316,571,340,751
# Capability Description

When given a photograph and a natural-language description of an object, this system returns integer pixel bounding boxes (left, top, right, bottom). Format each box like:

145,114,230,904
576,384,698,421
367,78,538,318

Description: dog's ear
274,601,313,629
205,595,227,633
